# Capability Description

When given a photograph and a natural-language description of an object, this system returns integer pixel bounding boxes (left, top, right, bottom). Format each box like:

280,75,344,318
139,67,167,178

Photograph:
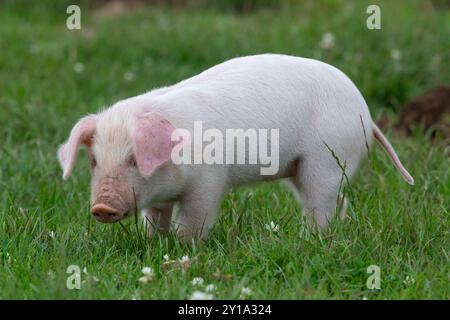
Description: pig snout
91,176,132,223
91,203,122,223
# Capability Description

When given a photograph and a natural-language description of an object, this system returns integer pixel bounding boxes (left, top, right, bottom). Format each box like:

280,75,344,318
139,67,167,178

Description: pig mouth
93,214,124,223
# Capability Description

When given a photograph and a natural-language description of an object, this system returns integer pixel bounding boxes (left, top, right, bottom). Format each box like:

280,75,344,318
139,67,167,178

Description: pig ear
133,113,182,177
57,115,96,180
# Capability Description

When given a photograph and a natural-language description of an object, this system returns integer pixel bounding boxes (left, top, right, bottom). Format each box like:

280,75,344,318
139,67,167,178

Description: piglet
58,54,414,241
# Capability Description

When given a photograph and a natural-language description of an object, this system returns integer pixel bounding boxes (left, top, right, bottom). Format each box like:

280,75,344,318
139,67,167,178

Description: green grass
0,0,449,299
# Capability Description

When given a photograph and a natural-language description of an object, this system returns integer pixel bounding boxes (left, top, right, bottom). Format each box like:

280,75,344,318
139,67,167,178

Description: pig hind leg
293,157,349,230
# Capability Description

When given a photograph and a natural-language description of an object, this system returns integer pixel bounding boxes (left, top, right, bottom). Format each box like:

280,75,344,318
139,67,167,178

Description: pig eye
90,156,97,167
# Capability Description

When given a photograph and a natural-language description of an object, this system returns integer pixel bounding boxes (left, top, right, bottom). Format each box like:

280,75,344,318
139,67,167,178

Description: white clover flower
265,221,279,232
192,277,204,286
205,284,216,292
179,255,191,271
142,267,154,276
161,257,176,272
139,266,155,283
138,276,150,283
189,290,213,300
240,287,252,298
390,49,401,61
48,231,55,239
180,255,190,263
73,62,85,73
403,276,415,286
362,296,368,300
124,71,135,82
320,32,335,50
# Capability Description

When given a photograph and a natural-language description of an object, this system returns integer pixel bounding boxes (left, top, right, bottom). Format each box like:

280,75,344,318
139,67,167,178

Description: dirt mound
395,85,450,141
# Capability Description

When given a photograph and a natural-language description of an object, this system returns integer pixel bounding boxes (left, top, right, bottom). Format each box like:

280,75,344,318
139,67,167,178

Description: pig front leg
142,204,174,237
174,182,226,243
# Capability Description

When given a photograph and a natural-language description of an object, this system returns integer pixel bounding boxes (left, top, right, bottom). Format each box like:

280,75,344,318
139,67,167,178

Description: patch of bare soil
395,85,450,141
